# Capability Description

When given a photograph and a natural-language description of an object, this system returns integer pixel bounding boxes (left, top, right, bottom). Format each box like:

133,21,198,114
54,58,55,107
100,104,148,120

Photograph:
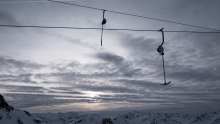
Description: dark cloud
75,84,138,93
0,10,19,25
168,67,220,83
0,74,37,84
3,93,95,108
114,79,159,88
94,52,124,63
189,34,220,59
32,52,144,83
0,84,44,93
48,87,83,94
93,52,144,78
113,79,191,94
36,80,139,94
119,34,158,58
0,56,43,74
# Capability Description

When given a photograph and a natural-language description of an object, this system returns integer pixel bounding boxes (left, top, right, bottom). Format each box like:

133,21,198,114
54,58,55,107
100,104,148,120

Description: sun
86,91,99,98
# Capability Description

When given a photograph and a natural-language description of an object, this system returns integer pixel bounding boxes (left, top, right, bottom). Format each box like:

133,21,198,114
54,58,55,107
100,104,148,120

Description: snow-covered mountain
1,94,220,124
33,111,220,124
0,94,47,124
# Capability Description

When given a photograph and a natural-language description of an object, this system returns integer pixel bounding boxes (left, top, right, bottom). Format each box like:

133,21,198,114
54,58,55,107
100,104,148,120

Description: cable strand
1,0,219,31
1,24,220,33
48,0,220,32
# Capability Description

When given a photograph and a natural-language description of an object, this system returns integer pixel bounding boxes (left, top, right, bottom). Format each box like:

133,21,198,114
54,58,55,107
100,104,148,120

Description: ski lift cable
0,0,76,4
1,0,219,32
47,0,220,32
0,24,220,33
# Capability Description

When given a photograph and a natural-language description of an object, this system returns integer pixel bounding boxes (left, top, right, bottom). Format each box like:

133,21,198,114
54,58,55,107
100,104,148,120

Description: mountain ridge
1,94,220,124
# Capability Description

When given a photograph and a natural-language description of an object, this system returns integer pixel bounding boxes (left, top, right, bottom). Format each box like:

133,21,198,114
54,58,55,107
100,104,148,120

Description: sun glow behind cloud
85,91,100,98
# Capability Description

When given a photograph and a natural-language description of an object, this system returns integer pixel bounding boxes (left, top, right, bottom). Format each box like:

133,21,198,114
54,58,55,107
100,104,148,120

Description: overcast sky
0,0,220,114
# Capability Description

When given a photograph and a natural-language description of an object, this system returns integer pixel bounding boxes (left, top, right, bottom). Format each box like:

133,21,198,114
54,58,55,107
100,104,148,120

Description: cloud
94,52,124,63
75,84,138,93
0,56,43,74
0,74,37,84
118,34,158,57
3,93,94,108
0,10,19,25
0,84,44,93
168,67,220,83
1,32,220,113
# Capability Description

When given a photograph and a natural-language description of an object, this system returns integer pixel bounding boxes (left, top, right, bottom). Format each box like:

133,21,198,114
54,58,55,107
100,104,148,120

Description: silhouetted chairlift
157,28,171,86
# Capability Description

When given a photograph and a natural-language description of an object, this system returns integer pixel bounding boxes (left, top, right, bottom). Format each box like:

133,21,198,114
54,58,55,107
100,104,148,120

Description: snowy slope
111,111,193,124
33,111,220,124
33,112,111,124
34,112,80,124
0,94,46,124
1,94,220,124
0,109,47,124
188,111,220,124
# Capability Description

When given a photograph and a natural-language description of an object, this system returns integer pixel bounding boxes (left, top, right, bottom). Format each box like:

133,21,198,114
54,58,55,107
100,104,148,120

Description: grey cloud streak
95,52,124,63
0,74,37,84
3,93,96,108
0,56,43,74
0,10,19,25
0,84,45,93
